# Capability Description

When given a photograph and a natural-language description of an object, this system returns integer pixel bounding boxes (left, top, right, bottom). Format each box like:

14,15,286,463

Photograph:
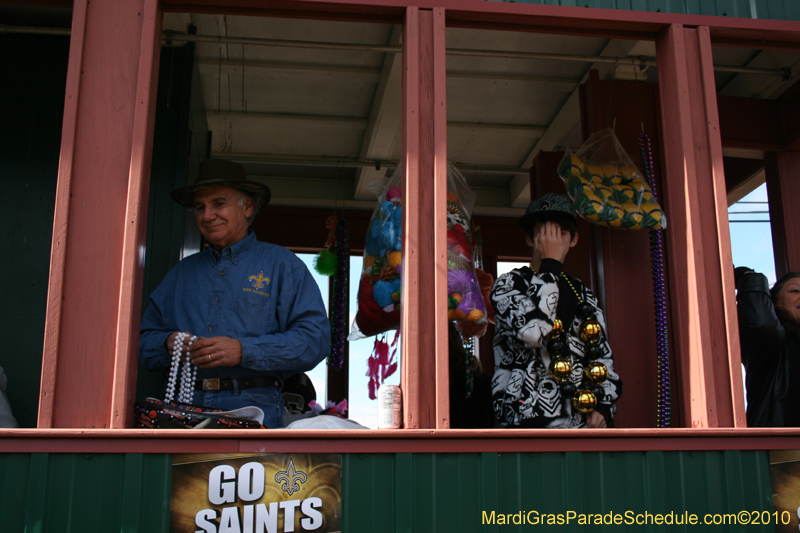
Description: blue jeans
192,380,285,429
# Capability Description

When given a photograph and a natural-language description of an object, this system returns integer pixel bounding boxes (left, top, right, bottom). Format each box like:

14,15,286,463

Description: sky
728,183,775,285
296,183,774,427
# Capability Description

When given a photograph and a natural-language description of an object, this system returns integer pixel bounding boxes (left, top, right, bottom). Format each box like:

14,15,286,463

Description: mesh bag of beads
347,163,403,341
446,162,487,326
557,128,666,230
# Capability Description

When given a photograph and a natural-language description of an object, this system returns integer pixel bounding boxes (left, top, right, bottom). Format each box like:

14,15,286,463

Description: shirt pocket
233,292,271,316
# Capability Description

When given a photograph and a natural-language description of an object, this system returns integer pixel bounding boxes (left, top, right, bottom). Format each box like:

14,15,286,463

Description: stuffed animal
447,224,473,262
373,278,401,309
364,186,402,258
445,189,486,325
365,200,402,257
354,276,401,337
447,199,470,229
353,184,404,339
447,269,486,323
387,250,402,275
455,268,494,338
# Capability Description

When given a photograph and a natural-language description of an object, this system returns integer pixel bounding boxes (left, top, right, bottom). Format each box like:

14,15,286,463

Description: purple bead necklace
328,218,349,370
639,133,671,427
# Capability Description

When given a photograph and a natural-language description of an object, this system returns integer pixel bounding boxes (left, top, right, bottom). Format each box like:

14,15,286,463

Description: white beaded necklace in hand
165,332,198,403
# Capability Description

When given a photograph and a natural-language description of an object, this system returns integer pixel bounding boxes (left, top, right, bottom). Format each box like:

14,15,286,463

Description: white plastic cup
377,384,402,429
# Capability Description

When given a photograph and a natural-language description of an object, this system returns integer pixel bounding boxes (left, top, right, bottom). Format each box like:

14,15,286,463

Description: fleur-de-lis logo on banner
249,272,270,289
275,459,307,496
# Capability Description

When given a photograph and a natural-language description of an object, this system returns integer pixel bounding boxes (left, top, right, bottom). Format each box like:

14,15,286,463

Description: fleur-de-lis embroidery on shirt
275,459,307,496
249,272,270,289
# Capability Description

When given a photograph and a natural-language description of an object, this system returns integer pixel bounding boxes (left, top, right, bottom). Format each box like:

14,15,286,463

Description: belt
195,377,281,391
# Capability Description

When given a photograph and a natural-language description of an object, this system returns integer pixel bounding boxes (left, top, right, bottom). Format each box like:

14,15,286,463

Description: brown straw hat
170,159,271,212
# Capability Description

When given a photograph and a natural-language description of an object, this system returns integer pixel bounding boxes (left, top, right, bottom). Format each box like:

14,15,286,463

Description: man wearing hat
489,192,622,429
139,159,331,428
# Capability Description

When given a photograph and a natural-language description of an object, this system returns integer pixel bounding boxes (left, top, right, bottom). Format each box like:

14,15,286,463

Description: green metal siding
343,450,775,532
0,453,171,533
494,0,800,21
0,450,776,532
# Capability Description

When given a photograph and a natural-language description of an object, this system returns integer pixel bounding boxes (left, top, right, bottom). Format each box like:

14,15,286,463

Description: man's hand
189,336,243,369
534,221,564,262
585,410,607,428
166,331,193,361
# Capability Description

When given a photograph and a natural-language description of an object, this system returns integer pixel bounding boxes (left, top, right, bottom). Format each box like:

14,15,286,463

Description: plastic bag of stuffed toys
558,128,666,230
347,164,489,401
348,162,488,341
446,162,487,327
348,165,403,341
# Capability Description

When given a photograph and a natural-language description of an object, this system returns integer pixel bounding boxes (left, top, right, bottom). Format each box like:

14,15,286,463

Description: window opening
446,26,630,429
0,21,70,428
729,184,775,285
497,261,528,277
28,5,798,433
729,183,775,413
296,254,330,406
133,11,404,429
713,38,800,426
347,256,401,429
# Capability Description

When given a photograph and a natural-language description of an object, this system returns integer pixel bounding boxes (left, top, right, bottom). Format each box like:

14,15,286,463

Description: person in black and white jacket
490,193,622,428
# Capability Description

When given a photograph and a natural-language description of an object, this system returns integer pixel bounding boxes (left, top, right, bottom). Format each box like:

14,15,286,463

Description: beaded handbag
133,398,265,429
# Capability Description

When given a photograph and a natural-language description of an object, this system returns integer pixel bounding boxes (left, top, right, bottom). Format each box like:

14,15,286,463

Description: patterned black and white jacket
490,258,622,428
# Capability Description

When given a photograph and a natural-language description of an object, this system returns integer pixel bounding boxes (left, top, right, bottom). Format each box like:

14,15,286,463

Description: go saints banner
171,453,342,533
771,450,800,533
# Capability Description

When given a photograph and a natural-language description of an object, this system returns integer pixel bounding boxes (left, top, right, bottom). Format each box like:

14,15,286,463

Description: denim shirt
139,231,330,381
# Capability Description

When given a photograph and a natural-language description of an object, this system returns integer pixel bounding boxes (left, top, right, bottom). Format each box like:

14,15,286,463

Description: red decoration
324,215,338,249
366,331,399,400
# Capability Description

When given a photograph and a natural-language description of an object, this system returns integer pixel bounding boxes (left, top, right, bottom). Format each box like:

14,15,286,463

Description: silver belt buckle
202,378,220,391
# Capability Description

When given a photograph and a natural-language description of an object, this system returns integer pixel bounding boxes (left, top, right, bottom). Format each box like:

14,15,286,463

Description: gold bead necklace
528,264,607,415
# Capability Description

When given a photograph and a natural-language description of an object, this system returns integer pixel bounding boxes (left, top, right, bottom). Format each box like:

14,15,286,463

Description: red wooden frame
2,428,800,454
28,0,800,448
39,0,164,429
656,24,745,429
112,0,164,429
155,0,800,48
765,152,800,278
400,7,449,429
37,0,89,429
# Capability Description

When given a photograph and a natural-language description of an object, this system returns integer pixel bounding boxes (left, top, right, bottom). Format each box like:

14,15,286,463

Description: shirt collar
206,230,257,267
